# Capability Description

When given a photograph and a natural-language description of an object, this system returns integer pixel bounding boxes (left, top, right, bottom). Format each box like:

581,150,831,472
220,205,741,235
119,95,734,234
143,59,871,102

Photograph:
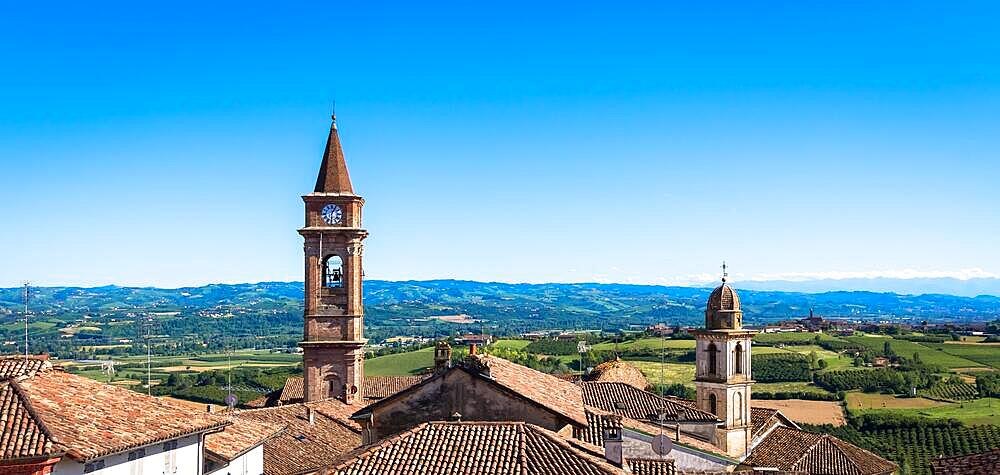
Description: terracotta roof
579,407,731,459
314,115,354,194
13,366,227,461
322,421,624,475
239,401,362,475
361,375,425,399
0,357,48,380
707,283,740,312
625,458,677,475
204,417,284,462
931,448,1000,474
742,427,897,475
580,382,717,423
749,406,797,439
585,358,650,390
0,380,60,461
463,354,588,425
246,375,427,408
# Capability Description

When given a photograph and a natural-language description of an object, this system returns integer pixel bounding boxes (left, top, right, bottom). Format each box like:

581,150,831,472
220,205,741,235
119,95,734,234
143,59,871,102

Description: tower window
734,342,745,375
734,392,743,423
323,255,344,288
708,393,717,416
707,343,718,376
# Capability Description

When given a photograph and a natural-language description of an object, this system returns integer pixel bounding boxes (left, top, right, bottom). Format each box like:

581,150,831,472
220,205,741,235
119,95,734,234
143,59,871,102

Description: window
734,342,745,375
323,255,344,288
708,393,717,416
84,460,105,473
707,343,718,376
734,392,744,423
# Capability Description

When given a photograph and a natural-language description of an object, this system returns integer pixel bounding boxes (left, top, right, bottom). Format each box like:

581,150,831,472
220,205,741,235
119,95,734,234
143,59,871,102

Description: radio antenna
22,282,30,362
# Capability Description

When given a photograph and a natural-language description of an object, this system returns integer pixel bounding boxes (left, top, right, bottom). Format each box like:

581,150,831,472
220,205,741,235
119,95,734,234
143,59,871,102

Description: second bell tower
299,114,368,404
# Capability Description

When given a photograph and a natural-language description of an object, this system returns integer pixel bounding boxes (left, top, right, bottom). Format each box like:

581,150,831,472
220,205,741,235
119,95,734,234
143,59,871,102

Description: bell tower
692,264,756,458
299,114,368,404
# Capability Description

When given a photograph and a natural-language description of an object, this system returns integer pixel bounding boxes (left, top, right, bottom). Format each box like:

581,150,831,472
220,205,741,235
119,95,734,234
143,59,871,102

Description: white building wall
52,434,203,475
206,445,264,475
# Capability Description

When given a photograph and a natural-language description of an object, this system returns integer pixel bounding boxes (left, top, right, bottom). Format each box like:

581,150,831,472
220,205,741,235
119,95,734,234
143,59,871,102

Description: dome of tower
585,357,649,390
707,282,741,312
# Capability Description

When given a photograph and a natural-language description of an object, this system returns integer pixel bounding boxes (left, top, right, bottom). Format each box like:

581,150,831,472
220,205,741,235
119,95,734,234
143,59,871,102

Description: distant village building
453,334,493,346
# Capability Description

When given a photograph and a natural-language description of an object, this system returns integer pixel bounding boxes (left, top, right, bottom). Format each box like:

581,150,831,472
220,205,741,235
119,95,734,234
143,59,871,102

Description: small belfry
299,113,369,404
692,262,756,458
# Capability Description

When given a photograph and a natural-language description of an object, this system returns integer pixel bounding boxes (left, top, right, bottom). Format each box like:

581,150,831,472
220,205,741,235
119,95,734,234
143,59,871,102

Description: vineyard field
815,424,1000,475
922,381,979,401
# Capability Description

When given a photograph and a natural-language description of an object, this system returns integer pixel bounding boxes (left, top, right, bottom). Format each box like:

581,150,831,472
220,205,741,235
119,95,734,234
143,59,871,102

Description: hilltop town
4,117,1000,475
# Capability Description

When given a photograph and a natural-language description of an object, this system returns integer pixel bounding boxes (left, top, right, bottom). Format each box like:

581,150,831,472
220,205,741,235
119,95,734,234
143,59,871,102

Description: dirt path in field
752,399,846,426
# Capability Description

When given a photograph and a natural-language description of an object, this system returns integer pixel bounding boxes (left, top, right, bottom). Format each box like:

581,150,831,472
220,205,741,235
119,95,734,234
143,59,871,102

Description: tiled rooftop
579,407,731,459
580,382,717,423
931,448,1000,474
322,421,625,475
0,380,59,460
463,354,588,425
239,401,362,475
625,458,677,475
585,358,650,390
13,363,227,461
204,417,283,462
742,427,897,475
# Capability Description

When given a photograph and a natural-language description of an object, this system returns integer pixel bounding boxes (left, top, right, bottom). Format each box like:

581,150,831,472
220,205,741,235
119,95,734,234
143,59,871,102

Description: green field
623,360,694,388
493,339,531,350
591,338,696,352
927,343,1000,370
846,336,982,369
365,347,434,376
847,394,1000,426
753,332,844,345
755,381,834,396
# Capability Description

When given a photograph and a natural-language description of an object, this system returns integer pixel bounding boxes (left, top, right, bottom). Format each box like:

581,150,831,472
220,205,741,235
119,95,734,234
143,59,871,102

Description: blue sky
1,2,998,288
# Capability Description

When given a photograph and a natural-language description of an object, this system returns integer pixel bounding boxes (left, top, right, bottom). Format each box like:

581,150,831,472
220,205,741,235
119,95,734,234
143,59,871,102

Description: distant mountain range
736,277,1000,298
1,280,999,346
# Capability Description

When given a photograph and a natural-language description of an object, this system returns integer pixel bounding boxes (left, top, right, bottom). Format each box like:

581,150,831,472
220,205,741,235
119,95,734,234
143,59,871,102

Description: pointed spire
314,113,354,193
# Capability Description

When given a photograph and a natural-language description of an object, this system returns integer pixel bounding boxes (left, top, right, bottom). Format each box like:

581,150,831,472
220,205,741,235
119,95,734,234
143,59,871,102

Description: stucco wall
366,370,575,441
51,434,202,475
206,445,264,475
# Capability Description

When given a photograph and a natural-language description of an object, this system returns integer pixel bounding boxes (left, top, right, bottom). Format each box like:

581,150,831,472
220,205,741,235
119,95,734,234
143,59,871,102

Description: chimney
449,412,463,422
469,343,478,355
307,407,315,425
602,416,623,467
206,404,215,414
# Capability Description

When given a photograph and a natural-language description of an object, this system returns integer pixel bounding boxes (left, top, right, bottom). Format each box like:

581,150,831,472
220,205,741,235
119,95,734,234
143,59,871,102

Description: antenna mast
22,282,30,361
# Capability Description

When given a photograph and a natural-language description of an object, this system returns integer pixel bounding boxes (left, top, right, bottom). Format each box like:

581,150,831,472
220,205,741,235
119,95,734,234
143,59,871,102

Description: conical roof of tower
314,115,354,194
707,282,741,312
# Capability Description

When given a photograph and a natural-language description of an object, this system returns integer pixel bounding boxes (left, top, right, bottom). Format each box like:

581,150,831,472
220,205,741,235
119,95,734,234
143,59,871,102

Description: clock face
321,204,343,225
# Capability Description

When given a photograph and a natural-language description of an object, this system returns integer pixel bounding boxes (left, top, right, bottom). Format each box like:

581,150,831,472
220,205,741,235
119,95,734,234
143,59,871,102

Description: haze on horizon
1,2,998,290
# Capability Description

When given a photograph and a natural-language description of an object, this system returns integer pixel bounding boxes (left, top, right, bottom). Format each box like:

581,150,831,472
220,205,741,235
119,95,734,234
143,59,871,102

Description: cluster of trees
652,382,696,400
814,367,941,394
752,354,813,382
976,372,1000,398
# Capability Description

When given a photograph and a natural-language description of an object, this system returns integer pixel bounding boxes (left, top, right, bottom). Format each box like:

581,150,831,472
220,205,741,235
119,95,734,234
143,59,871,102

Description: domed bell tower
692,263,756,458
299,114,368,404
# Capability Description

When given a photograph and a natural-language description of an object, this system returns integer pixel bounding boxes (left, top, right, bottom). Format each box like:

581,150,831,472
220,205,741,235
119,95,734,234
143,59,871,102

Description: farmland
845,335,982,369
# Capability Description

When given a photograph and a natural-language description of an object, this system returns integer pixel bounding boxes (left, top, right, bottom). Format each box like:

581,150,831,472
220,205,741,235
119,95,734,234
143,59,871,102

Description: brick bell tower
299,113,368,404
692,263,756,458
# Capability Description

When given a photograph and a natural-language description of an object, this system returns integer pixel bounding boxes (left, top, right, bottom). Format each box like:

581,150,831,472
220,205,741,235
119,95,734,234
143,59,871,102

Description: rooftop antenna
22,282,30,362
142,315,154,396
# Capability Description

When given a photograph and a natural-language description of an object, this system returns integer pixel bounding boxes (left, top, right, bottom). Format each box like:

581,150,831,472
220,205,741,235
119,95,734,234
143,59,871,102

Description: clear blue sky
1,1,998,288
